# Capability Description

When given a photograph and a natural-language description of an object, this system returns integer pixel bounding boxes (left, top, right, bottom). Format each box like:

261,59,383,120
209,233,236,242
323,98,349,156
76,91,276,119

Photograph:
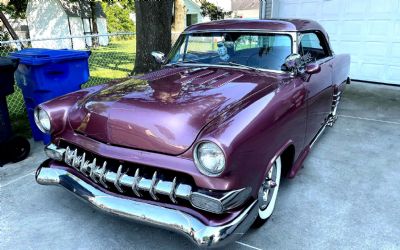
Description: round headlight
194,142,226,176
34,107,51,133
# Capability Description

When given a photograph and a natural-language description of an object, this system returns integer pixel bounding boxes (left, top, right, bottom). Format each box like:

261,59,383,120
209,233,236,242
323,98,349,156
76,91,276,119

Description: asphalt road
1,81,399,250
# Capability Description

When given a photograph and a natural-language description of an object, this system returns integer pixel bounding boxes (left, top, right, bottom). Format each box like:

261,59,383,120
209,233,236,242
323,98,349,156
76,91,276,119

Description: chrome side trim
310,121,328,149
35,164,258,248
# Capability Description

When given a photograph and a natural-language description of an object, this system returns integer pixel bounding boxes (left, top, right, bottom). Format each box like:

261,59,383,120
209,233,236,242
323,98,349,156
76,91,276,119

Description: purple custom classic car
35,19,350,247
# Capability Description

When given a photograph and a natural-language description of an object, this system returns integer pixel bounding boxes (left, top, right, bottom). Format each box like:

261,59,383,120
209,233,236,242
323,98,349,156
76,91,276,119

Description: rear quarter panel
332,54,351,92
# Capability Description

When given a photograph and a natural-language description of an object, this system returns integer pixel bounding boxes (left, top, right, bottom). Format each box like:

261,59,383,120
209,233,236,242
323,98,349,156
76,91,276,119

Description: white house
230,0,260,19
271,0,400,85
26,0,109,50
184,0,206,27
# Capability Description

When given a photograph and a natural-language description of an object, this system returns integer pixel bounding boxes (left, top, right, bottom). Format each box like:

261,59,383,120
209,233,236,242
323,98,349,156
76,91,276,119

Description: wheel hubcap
257,156,282,219
259,163,278,210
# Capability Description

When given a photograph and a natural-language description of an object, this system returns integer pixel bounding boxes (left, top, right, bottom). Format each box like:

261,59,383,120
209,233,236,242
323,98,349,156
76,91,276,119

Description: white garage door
272,0,400,85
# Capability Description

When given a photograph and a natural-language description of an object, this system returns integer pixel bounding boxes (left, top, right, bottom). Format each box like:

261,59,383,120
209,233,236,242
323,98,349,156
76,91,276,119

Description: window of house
299,32,330,61
186,14,198,26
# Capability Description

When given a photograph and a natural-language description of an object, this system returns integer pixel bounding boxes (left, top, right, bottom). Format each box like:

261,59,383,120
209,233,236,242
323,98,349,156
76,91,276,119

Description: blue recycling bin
9,48,91,143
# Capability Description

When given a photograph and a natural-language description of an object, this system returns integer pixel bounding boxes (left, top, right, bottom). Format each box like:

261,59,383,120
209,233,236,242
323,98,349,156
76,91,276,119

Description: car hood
68,66,278,155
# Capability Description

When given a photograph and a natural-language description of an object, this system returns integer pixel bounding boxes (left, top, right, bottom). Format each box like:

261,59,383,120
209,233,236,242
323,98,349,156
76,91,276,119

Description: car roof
184,19,328,37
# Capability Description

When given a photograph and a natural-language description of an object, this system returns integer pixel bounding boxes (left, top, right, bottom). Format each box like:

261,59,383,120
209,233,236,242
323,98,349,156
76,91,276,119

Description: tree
199,0,231,20
172,0,185,33
101,1,135,33
0,0,28,18
132,0,173,74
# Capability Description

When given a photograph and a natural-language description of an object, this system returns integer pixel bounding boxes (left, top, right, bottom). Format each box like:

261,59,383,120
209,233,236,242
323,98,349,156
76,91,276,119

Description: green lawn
84,38,136,88
7,38,136,138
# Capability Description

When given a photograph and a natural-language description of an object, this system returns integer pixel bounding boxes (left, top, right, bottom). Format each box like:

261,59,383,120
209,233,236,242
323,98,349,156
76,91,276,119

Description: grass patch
84,39,136,88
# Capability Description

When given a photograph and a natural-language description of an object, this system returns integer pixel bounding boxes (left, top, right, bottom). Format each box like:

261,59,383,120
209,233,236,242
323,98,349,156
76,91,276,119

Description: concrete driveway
1,82,399,250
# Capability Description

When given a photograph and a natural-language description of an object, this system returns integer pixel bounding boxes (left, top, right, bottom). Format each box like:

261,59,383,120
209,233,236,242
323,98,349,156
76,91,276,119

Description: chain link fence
0,32,136,136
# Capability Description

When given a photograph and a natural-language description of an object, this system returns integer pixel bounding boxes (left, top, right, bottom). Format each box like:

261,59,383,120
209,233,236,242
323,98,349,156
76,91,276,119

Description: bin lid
0,57,19,70
9,48,91,66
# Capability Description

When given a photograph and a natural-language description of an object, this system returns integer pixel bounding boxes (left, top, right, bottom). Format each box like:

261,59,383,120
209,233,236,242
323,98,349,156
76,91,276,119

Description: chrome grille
64,146,192,203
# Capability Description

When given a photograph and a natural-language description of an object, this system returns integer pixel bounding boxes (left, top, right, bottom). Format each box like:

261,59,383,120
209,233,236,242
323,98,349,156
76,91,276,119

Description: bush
102,2,135,38
0,30,11,51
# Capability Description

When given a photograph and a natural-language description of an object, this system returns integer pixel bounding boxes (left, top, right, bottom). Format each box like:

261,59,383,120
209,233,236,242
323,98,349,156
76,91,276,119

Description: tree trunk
172,0,185,33
133,0,173,74
0,11,20,41
90,0,99,47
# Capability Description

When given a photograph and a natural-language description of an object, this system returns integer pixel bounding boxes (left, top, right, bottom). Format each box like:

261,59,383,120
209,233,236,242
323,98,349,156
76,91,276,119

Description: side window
299,32,329,61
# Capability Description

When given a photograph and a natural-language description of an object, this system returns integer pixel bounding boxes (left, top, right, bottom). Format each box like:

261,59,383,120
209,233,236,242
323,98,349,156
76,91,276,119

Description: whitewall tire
253,156,282,227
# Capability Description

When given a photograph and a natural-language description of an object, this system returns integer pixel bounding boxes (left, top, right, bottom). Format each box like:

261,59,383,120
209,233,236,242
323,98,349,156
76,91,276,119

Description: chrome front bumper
35,163,259,248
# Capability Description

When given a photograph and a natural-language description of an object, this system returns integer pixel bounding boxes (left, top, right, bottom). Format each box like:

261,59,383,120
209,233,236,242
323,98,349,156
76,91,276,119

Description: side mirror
151,51,166,64
284,54,303,74
305,63,321,74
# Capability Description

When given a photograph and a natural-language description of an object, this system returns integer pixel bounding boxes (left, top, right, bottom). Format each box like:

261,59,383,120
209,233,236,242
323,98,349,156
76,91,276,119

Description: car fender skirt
35,161,258,248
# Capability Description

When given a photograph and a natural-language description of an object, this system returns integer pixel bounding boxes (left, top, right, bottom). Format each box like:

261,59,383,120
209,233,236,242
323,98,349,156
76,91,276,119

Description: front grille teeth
149,171,158,200
114,165,125,193
131,168,142,197
63,147,192,203
98,162,108,188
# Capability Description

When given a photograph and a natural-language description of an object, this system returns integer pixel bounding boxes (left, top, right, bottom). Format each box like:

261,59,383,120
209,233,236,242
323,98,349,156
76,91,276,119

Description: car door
299,31,334,145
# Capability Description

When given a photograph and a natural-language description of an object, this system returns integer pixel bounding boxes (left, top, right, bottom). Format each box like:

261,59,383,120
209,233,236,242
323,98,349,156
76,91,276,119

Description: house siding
27,0,72,49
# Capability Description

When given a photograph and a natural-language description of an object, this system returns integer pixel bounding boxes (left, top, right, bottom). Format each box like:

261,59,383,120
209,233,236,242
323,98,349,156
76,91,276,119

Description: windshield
168,32,292,71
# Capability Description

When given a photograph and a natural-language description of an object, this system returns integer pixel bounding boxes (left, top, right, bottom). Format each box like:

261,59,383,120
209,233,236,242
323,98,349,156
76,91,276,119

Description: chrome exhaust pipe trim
35,164,258,248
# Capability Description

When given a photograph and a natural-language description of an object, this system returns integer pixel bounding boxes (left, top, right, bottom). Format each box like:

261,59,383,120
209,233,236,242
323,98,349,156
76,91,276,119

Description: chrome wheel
257,156,281,220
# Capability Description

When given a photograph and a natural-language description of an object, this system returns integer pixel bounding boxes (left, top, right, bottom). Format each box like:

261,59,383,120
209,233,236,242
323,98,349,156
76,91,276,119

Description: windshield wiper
217,61,261,72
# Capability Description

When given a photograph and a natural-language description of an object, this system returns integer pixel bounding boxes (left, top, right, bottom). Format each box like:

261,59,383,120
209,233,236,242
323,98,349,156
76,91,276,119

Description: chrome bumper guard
36,163,259,247
44,143,250,214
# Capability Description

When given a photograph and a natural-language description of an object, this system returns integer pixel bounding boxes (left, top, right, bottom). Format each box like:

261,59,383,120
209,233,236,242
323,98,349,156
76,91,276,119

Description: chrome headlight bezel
34,107,52,133
193,141,226,177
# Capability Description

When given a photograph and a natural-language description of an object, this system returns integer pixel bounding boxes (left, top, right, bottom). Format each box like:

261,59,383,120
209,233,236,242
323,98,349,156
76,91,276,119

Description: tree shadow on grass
89,51,136,73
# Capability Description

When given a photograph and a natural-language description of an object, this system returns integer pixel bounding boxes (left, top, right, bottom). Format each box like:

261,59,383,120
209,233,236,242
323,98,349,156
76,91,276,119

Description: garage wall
272,0,400,85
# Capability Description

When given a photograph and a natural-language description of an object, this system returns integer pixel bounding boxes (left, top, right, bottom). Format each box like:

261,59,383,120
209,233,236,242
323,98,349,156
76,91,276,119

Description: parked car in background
35,19,350,247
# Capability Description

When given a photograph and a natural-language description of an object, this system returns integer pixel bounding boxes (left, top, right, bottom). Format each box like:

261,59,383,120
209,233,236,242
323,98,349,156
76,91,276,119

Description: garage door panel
299,2,321,18
318,20,338,36
392,43,400,58
360,64,386,81
394,22,400,42
278,3,298,17
344,0,369,17
367,21,393,38
336,41,361,55
374,0,399,12
363,42,389,58
340,20,364,41
279,0,298,3
321,0,342,18
275,0,399,84
387,66,400,82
